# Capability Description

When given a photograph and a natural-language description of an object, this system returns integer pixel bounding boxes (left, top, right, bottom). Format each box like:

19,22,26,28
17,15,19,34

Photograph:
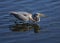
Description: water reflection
9,22,40,33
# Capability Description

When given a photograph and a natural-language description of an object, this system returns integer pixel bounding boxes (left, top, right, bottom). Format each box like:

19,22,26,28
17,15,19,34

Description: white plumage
10,11,45,23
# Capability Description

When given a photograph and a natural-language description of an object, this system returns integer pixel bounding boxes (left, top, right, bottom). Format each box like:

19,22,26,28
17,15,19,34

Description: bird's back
10,11,32,21
11,11,30,15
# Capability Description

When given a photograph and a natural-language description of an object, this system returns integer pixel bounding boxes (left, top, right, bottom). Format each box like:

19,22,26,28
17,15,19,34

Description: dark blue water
0,0,60,43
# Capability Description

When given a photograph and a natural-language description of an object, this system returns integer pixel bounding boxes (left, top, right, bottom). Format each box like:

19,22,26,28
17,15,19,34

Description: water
0,0,60,43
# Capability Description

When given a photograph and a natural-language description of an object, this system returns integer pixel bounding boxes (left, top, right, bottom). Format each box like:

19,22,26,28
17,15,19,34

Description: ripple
0,0,60,43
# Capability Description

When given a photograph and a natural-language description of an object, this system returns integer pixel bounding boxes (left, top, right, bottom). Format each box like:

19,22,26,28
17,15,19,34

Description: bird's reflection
9,22,40,33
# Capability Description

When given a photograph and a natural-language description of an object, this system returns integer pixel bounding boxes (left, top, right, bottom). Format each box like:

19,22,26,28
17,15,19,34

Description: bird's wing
10,11,32,21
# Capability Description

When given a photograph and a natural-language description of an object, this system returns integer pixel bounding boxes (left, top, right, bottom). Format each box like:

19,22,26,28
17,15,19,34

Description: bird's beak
39,14,47,17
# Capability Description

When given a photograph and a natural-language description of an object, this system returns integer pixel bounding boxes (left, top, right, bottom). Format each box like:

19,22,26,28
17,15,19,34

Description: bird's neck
33,16,40,22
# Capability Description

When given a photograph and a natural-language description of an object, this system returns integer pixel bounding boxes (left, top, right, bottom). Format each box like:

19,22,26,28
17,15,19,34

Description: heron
10,11,45,23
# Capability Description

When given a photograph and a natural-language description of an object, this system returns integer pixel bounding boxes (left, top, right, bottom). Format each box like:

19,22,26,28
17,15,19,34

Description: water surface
0,0,60,43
